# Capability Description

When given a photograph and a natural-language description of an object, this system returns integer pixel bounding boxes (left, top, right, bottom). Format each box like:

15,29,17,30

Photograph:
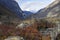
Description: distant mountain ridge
23,11,33,19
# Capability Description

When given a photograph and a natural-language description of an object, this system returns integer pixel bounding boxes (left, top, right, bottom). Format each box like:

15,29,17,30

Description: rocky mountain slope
32,0,60,18
0,0,24,25
0,0,24,18
47,0,60,18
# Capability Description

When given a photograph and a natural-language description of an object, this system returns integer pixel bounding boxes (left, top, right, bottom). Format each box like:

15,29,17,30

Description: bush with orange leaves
21,27,42,40
0,24,42,40
0,19,56,40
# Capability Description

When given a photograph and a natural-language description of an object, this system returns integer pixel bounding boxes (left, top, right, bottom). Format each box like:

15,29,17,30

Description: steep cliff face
32,0,60,18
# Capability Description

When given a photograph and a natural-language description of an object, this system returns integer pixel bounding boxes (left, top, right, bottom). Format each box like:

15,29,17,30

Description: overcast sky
15,0,55,12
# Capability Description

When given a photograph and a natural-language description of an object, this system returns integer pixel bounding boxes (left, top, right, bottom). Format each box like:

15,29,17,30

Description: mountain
22,11,33,19
0,0,24,19
46,0,60,18
0,0,24,25
32,0,60,19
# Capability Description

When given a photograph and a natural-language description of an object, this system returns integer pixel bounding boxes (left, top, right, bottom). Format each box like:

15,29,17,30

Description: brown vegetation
0,19,56,40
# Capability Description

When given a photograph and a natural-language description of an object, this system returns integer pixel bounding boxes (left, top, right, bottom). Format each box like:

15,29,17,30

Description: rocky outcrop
4,36,24,40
